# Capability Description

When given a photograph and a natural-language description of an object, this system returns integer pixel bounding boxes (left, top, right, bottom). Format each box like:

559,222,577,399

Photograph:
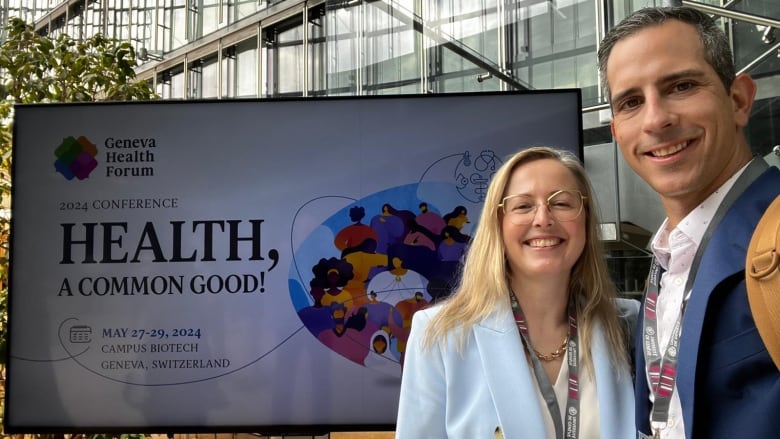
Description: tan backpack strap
746,194,780,370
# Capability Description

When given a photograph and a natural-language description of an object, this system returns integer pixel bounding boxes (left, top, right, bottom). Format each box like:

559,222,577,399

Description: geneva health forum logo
54,136,98,180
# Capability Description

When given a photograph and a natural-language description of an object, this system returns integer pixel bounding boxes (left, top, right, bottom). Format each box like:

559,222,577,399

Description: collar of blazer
474,309,548,438
472,309,634,438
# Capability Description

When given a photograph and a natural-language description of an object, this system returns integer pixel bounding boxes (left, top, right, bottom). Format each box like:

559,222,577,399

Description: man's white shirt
647,162,749,438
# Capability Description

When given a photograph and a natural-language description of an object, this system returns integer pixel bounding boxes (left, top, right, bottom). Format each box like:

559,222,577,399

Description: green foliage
0,17,156,103
0,17,157,435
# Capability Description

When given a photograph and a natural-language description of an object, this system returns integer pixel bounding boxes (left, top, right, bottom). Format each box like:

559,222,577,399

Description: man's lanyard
642,158,768,434
642,260,679,427
510,293,579,439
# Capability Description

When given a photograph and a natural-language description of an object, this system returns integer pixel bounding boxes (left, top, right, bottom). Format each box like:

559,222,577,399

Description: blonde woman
396,147,637,438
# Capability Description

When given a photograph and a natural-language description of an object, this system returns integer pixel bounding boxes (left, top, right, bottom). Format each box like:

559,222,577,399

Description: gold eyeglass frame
498,189,587,225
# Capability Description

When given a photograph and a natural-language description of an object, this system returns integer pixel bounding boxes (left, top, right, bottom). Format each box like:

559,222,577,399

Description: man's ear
730,73,757,128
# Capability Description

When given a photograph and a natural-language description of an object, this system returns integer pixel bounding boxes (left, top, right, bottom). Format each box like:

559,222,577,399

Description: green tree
0,17,157,433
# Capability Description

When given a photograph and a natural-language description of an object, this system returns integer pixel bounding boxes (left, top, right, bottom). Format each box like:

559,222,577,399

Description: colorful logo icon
54,136,98,180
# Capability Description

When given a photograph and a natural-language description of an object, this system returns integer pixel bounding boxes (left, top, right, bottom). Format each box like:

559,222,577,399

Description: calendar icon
69,325,92,343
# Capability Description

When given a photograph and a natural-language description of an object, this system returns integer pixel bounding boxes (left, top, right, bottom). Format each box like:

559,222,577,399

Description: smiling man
598,6,780,439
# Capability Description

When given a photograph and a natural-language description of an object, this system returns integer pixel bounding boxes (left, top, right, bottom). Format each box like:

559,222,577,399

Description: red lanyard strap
510,293,579,439
642,260,681,423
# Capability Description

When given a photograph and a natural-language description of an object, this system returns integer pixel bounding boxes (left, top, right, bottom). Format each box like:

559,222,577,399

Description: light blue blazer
396,300,638,438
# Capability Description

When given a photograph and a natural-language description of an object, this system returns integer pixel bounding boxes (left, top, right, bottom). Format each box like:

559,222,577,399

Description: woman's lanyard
510,293,579,439
642,158,768,436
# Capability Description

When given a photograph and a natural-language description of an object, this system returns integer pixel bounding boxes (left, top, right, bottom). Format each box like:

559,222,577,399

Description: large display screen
6,91,582,433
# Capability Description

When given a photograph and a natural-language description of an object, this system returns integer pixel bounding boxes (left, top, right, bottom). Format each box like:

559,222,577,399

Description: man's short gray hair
597,6,735,101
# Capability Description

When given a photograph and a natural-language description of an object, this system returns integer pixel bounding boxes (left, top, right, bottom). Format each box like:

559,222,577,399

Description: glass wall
232,37,258,97
9,0,777,109
324,0,421,95
265,15,306,96
317,0,611,99
730,0,780,79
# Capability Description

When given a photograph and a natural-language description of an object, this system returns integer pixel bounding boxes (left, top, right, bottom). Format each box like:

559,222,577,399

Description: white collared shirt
647,162,750,438
532,355,600,439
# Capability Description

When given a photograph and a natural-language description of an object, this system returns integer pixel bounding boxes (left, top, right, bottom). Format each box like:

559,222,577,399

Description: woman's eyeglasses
499,190,586,225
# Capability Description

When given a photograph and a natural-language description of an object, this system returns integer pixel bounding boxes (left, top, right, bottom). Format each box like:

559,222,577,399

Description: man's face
607,20,754,221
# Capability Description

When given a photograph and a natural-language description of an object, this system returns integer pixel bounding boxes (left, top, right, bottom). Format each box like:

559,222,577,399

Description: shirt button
674,278,683,286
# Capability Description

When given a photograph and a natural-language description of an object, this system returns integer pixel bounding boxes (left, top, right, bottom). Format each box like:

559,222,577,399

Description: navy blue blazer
635,165,780,438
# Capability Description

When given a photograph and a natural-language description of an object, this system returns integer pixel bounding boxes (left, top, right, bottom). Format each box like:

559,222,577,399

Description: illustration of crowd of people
296,201,472,374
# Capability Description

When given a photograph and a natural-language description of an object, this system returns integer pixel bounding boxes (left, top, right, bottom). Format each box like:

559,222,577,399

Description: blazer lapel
592,322,635,438
473,310,547,438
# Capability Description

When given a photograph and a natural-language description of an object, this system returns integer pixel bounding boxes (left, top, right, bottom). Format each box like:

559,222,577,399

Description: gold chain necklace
532,334,569,362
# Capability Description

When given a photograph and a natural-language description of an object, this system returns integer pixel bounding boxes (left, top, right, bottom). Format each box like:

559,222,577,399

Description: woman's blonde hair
423,146,627,369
